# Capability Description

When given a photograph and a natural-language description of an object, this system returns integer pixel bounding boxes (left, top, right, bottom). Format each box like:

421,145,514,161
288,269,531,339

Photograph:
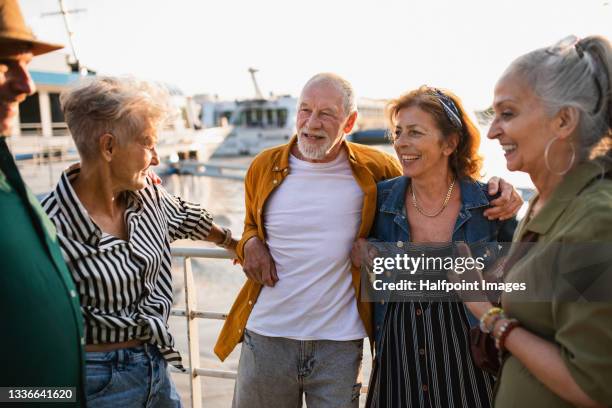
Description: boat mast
248,67,264,99
41,0,87,73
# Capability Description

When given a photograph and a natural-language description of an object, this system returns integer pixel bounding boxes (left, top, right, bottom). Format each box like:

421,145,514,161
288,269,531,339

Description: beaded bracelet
494,319,520,352
479,306,504,333
217,227,233,248
485,313,504,334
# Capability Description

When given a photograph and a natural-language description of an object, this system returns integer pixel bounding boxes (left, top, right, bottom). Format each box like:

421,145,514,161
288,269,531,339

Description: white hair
504,35,612,160
300,72,357,117
61,76,171,159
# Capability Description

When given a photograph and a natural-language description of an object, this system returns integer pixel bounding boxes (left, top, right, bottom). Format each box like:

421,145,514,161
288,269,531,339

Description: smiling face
487,73,557,175
0,50,35,135
295,80,355,162
393,105,456,179
110,123,160,191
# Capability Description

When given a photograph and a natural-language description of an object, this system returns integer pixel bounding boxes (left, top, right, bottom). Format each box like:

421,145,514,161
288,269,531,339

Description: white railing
170,246,237,408
170,246,369,408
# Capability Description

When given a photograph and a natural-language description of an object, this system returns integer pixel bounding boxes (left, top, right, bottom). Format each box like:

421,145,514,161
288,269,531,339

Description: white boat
210,68,389,157
210,95,389,157
212,95,297,157
8,53,226,166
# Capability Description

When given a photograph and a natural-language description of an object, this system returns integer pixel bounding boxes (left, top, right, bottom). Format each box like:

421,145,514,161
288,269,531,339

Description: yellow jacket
214,136,402,360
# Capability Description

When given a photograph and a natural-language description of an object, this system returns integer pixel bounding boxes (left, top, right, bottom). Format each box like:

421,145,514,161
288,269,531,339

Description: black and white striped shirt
42,166,213,369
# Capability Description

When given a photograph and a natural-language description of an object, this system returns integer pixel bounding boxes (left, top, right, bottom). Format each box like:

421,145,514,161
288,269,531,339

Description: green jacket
0,141,86,407
496,159,612,407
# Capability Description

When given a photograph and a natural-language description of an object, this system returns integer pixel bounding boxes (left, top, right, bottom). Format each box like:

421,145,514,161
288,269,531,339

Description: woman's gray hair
60,77,171,159
504,35,612,160
301,72,358,117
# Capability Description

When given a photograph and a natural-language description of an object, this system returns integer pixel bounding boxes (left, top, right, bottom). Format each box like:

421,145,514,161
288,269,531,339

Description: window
49,93,64,123
245,109,264,127
277,109,287,127
18,92,41,136
19,92,41,124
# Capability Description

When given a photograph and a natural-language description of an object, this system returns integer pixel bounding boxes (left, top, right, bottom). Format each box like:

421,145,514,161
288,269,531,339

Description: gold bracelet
479,306,504,333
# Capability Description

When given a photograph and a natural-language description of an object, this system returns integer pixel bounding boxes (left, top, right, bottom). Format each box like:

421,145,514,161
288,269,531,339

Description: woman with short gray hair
463,35,612,407
42,77,237,407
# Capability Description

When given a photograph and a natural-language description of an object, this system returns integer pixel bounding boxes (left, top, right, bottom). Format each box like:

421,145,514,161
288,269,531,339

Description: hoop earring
544,136,576,175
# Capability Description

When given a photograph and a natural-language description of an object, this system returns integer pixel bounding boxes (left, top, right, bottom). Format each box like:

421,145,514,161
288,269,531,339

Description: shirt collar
459,178,490,210
380,176,489,216
523,160,610,236
54,165,102,247
53,165,145,247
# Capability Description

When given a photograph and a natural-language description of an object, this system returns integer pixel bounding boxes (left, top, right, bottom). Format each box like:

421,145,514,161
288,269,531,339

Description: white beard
297,133,333,160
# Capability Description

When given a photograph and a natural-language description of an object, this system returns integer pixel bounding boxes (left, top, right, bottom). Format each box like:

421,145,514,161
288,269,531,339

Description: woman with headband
352,86,517,407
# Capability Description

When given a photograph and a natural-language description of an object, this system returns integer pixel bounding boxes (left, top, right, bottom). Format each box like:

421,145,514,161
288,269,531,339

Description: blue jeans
85,343,182,408
233,329,363,408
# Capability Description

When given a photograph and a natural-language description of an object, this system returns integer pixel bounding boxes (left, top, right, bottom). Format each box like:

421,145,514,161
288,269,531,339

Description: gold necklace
410,178,456,217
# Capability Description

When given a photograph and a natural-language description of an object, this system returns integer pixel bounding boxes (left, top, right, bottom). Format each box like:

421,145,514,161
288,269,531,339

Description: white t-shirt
246,150,367,340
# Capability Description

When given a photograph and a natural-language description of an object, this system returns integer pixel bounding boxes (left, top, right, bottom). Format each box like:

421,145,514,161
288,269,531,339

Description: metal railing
169,246,369,407
164,161,247,180
170,246,237,408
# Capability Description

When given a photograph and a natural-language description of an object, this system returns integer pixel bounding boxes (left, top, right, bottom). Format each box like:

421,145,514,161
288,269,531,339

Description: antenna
248,67,264,99
41,0,87,73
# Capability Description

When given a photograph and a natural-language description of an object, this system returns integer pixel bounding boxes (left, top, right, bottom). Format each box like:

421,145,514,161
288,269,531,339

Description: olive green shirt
0,144,86,407
496,160,612,407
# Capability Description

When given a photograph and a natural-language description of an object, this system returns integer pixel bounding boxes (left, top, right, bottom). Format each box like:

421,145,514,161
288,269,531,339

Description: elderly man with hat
0,0,86,406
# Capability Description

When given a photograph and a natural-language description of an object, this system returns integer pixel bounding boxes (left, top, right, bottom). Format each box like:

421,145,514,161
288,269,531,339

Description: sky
20,0,612,111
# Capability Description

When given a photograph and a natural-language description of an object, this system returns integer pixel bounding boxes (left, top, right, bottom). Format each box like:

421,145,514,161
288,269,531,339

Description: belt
85,339,144,352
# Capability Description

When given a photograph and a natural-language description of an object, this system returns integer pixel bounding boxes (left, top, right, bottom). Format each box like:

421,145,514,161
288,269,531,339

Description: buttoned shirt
42,166,213,369
367,175,516,407
497,159,612,407
214,136,402,360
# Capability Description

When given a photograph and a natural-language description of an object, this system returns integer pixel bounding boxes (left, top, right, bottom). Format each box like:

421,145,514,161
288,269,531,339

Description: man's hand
350,238,378,269
242,237,278,287
483,176,523,220
351,238,368,268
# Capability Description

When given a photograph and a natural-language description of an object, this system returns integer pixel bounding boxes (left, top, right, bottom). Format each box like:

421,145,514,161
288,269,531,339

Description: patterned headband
430,88,463,130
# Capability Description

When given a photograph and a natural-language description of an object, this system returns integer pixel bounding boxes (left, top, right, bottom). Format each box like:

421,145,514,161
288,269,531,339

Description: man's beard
297,131,333,160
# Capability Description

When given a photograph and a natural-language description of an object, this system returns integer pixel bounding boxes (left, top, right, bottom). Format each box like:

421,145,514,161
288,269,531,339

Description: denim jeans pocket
85,358,116,400
352,382,362,402
243,329,255,351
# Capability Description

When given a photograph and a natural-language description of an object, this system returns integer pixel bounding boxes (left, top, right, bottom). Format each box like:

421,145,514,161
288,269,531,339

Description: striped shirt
42,166,213,369
369,301,494,408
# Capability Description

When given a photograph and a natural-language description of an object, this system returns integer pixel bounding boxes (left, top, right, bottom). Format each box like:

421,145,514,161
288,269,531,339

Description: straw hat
0,0,63,55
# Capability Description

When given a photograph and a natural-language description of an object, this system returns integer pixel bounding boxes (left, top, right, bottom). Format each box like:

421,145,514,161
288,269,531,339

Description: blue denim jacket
370,176,517,350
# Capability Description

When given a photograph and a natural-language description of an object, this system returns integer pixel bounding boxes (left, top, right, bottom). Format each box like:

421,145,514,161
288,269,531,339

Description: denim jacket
370,176,517,350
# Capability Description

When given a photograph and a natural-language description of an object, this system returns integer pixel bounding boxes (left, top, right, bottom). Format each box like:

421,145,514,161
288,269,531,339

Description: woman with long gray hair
463,35,612,407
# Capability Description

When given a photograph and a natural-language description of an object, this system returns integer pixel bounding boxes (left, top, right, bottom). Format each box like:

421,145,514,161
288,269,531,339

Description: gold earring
544,136,576,175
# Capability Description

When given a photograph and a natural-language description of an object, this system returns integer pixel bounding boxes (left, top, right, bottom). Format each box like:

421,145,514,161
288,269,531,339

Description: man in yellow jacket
217,73,520,407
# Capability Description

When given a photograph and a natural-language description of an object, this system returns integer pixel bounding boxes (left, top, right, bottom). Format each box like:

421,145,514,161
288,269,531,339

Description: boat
346,128,389,144
9,52,227,168
211,95,297,157
211,70,390,157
